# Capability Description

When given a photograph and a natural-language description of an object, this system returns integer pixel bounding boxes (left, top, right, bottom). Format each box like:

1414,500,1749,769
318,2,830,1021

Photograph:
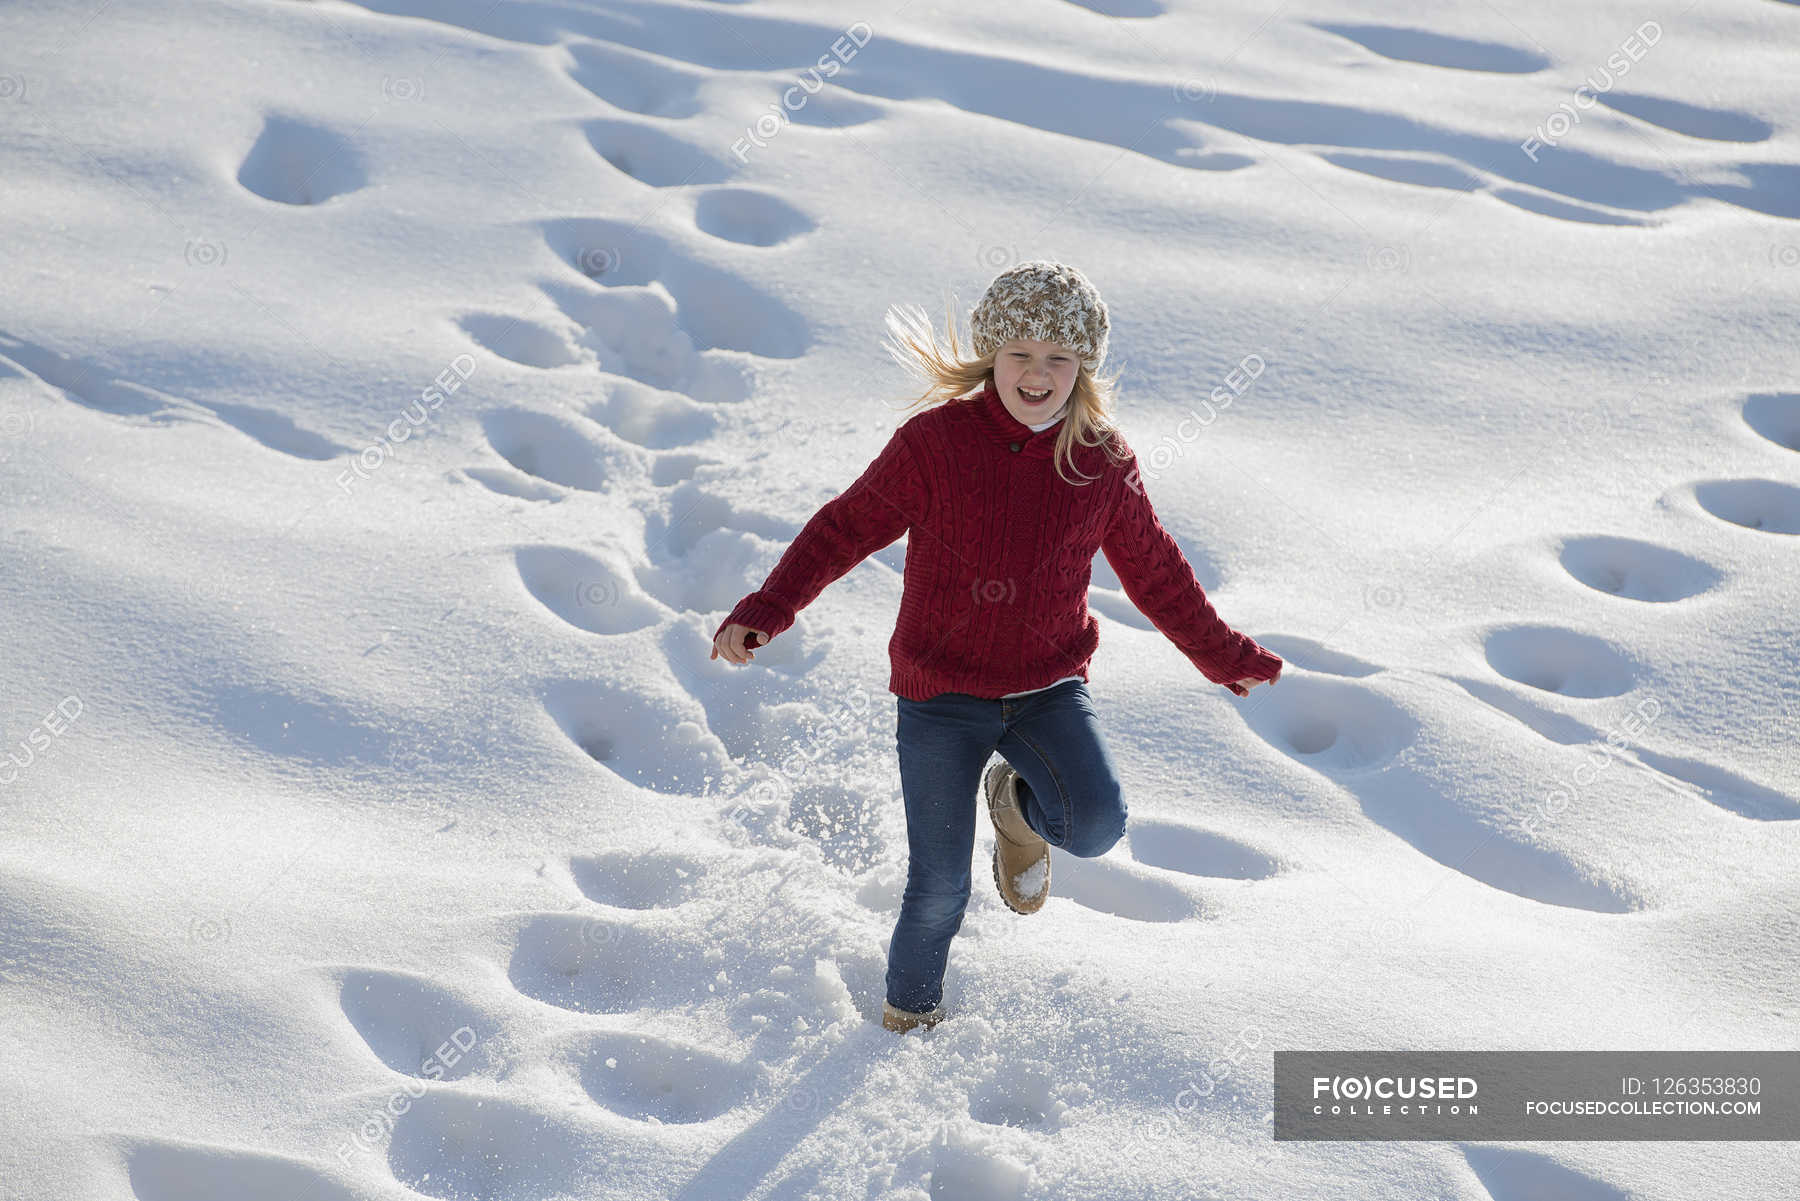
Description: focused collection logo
1310,1073,1480,1116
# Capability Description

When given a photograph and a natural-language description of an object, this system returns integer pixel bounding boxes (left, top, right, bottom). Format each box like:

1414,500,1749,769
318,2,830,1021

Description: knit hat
970,260,1109,372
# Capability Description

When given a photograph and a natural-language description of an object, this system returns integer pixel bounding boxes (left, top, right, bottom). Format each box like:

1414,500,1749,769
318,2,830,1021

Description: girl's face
992,338,1079,425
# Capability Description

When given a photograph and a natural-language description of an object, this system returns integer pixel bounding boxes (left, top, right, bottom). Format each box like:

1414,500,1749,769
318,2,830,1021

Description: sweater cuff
1240,645,1284,682
1199,642,1283,688
714,590,797,645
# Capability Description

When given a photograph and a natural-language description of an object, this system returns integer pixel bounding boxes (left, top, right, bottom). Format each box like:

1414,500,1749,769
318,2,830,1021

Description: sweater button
1009,442,1021,452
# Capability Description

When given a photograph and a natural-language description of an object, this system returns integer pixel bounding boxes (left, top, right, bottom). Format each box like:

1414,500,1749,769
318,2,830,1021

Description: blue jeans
885,679,1128,1013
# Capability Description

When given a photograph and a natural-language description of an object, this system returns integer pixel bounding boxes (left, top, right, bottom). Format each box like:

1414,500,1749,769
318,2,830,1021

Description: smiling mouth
1018,386,1052,404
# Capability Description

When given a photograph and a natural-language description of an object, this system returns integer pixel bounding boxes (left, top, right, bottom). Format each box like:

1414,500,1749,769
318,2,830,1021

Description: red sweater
714,380,1283,701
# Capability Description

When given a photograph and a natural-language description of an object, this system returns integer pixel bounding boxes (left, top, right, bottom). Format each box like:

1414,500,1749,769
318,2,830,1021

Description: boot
882,1000,945,1033
984,760,1050,914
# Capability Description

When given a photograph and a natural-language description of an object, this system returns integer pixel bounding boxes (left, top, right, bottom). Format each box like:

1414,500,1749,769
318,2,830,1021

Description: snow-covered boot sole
984,760,1050,915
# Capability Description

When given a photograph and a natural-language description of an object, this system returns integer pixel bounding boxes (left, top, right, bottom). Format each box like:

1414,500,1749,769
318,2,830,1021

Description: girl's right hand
711,623,769,665
1225,663,1281,696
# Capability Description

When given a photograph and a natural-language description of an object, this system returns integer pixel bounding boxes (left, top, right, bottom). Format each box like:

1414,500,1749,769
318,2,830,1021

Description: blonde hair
881,289,1133,487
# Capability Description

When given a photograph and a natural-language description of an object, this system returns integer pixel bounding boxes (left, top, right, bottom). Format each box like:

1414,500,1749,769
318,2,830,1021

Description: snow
1,0,1797,1197
1010,855,1049,903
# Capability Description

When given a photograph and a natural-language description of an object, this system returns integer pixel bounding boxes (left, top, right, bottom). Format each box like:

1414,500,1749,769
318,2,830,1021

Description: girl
710,261,1282,1034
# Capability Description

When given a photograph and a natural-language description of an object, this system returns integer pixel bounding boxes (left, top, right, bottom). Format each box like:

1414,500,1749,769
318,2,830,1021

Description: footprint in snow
586,376,719,451
457,312,587,369
515,544,664,636
474,400,693,501
642,478,791,559
1700,162,1800,221
1448,675,1615,747
1631,747,1800,822
1594,91,1773,143
648,451,709,487
0,331,347,458
1124,818,1281,880
1239,673,1418,772
1036,853,1202,922
540,676,732,792
459,465,567,502
1043,820,1279,922
1690,478,1800,535
237,113,368,206
692,187,817,247
575,1028,757,1123
1450,672,1800,820
385,1088,600,1201
1311,22,1550,73
1482,625,1641,698
1462,1144,1634,1201
564,38,708,119
549,849,871,1035
967,1061,1065,1131
542,215,807,366
1372,754,1642,914
584,117,733,187
338,968,498,1081
1061,0,1165,16
1487,188,1657,226
321,854,769,1196
126,1139,389,1201
332,0,1795,226
925,1133,1032,1201
539,271,796,402
1236,671,1640,910
199,400,349,460
776,86,886,129
507,885,842,1034
2,330,180,417
570,847,710,909
555,282,702,392
1320,150,1483,193
1556,535,1724,603
629,510,783,615
1742,391,1800,451
480,407,626,491
508,911,712,1015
